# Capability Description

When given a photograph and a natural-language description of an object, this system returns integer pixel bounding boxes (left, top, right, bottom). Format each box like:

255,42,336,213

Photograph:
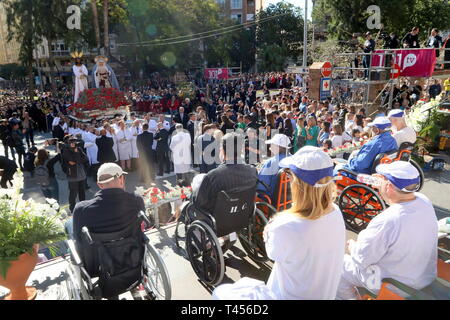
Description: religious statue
71,51,89,103
92,55,120,90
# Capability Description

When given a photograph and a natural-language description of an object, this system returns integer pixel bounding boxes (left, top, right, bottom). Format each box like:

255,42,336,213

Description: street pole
303,0,308,67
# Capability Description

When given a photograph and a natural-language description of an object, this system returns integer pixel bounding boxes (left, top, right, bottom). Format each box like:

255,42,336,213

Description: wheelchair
336,143,424,233
256,169,293,213
64,212,172,300
174,186,271,286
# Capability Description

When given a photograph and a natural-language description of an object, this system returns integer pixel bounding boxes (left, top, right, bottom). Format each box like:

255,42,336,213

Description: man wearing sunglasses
336,161,438,299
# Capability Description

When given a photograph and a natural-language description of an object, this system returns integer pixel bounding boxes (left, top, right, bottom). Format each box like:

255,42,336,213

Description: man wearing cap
387,109,417,147
335,117,398,175
257,134,290,201
71,163,145,244
337,161,438,299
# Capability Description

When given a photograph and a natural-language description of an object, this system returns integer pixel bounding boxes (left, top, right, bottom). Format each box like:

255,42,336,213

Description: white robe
129,126,141,159
169,131,191,174
115,128,132,161
83,131,99,165
73,64,89,103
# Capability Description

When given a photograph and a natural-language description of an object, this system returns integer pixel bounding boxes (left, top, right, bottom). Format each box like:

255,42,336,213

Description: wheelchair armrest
338,168,359,178
192,207,217,231
67,239,82,266
382,278,435,300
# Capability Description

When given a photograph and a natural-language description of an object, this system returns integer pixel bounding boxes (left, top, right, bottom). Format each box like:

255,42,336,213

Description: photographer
61,137,89,213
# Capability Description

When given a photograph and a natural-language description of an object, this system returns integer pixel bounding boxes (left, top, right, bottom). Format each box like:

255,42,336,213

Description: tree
313,0,450,42
256,2,305,71
90,0,102,52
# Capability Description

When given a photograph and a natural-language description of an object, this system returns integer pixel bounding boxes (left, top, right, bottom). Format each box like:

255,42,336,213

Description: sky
264,0,313,20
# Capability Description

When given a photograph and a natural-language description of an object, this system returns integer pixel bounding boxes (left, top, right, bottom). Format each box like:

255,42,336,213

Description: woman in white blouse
115,120,132,170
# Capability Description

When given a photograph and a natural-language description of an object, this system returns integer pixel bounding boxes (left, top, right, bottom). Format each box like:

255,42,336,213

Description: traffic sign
321,61,333,77
287,66,310,74
320,77,332,101
390,63,401,79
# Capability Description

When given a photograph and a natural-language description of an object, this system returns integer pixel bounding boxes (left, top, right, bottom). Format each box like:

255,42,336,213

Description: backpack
35,164,50,187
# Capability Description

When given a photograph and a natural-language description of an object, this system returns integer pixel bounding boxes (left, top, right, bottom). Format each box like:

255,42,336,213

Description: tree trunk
103,0,110,57
47,39,58,96
27,63,34,99
90,0,101,53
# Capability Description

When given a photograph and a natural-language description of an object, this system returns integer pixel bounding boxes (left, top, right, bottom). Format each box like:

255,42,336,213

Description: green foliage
0,195,66,278
313,0,450,41
256,2,305,68
0,64,28,80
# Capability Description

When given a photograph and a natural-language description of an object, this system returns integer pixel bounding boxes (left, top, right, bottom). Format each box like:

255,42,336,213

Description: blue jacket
346,131,398,174
257,153,288,200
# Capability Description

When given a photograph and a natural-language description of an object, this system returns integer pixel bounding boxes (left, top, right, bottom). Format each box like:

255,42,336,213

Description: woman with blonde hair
264,147,346,299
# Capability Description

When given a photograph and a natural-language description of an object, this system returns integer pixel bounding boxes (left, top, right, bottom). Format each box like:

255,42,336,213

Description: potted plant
0,173,66,300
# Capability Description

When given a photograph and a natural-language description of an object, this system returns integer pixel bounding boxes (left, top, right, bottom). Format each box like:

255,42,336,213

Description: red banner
371,49,436,77
204,68,229,80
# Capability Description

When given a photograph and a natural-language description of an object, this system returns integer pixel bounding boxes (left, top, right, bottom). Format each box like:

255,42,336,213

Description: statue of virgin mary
92,55,120,90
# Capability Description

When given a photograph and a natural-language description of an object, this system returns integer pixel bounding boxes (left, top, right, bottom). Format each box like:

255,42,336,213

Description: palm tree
103,0,110,57
90,0,101,53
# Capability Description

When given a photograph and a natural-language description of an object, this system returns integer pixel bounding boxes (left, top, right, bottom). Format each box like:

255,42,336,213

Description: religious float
69,53,130,122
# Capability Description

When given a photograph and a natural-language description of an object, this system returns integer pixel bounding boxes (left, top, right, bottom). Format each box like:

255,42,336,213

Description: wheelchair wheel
338,184,386,233
65,266,82,300
238,207,269,264
174,212,188,249
410,159,425,191
142,243,172,300
186,220,224,286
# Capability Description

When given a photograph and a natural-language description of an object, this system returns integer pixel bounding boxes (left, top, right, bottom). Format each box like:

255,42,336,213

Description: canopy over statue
92,55,120,90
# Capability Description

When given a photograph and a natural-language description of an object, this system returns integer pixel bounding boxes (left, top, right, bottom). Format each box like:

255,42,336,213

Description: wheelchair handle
139,211,152,227
82,227,93,245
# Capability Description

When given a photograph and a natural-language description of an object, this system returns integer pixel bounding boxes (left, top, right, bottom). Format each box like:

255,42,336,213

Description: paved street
0,131,449,300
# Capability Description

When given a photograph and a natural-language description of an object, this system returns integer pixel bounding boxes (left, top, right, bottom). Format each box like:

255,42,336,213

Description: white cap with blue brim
279,146,334,188
375,161,420,192
367,117,392,130
387,109,405,118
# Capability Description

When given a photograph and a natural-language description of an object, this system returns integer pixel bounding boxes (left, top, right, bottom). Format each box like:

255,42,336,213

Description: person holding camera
62,137,89,213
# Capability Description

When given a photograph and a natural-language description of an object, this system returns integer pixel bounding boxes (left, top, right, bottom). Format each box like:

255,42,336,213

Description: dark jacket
73,188,145,244
136,131,154,160
154,128,170,152
192,163,258,214
53,125,65,142
187,120,195,144
174,112,189,129
96,135,116,163
61,146,89,179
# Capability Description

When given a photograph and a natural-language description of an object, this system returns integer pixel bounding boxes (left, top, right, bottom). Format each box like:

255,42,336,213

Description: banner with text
204,68,229,80
371,49,436,77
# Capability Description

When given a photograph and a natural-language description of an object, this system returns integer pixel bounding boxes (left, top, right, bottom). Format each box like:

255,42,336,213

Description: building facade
217,0,264,24
0,3,21,65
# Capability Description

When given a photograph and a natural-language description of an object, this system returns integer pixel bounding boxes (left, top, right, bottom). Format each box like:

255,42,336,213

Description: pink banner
371,49,436,77
204,68,229,80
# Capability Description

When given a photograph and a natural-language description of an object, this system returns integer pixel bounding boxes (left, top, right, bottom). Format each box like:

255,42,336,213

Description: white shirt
350,193,438,290
392,126,417,147
331,135,344,148
265,206,346,300
52,117,60,127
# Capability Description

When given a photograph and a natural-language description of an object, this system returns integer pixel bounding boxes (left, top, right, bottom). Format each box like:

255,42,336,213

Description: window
231,0,242,9
248,0,255,7
231,14,242,23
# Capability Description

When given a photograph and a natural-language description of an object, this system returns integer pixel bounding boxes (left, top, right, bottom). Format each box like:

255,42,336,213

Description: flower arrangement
0,173,66,278
68,88,129,121
135,181,192,208
325,140,365,157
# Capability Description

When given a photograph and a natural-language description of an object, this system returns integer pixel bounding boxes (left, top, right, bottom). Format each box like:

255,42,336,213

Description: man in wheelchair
189,132,258,219
387,109,417,147
334,117,398,175
69,163,148,299
336,161,438,299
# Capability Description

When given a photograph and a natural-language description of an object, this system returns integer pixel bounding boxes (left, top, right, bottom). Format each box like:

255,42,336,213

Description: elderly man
387,109,417,148
337,161,437,299
257,134,291,201
334,117,398,175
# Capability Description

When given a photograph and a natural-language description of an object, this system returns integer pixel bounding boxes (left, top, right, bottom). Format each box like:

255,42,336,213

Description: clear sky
264,0,313,20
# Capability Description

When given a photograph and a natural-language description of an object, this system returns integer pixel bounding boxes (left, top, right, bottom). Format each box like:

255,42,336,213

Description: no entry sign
321,61,333,77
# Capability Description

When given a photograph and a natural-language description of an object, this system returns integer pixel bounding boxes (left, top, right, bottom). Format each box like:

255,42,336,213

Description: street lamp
303,0,308,67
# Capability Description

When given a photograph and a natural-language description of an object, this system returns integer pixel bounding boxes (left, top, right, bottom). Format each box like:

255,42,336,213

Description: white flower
134,186,147,197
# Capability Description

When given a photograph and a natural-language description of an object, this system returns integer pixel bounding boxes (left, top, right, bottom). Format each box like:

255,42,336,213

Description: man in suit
53,119,66,142
96,129,116,166
243,114,258,132
154,121,171,177
136,123,155,182
173,107,189,129
187,113,196,165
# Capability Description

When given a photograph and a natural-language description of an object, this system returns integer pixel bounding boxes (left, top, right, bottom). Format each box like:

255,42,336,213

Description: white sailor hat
265,134,291,149
376,161,420,192
279,146,334,187
163,121,171,130
387,109,405,118
367,117,392,130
